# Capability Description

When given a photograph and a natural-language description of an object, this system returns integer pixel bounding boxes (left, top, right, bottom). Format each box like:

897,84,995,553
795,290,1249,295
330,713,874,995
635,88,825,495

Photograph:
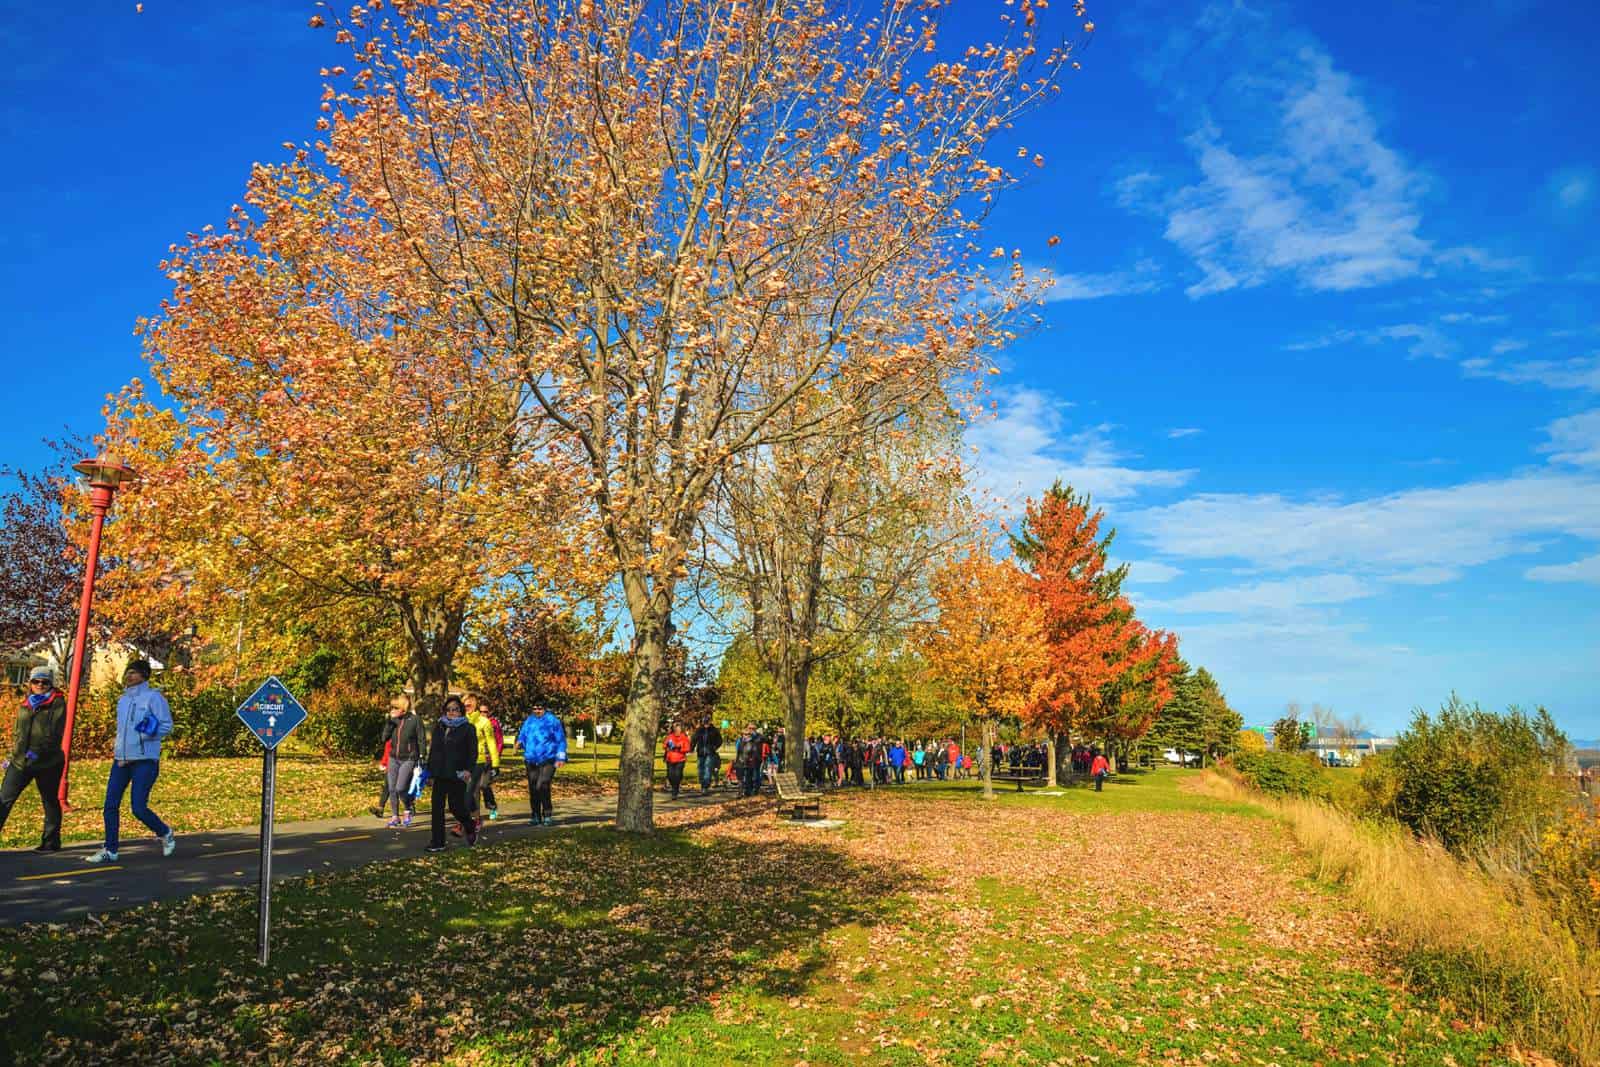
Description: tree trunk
981,717,995,799
780,661,811,775
409,653,451,716
616,574,672,833
1045,735,1058,787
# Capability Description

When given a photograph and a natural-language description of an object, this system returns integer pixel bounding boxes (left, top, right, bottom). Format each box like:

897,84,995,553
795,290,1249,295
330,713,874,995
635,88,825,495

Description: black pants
0,761,63,848
525,761,556,820
470,763,497,813
1094,771,1106,792
739,763,762,796
429,776,474,847
665,760,685,798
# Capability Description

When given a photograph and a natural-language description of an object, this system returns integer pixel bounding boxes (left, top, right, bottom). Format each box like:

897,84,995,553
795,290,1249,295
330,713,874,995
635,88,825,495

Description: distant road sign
236,677,307,750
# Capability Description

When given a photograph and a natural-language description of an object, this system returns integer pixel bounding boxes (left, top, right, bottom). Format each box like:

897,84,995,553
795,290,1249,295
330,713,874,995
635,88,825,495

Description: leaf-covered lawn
0,754,621,849
0,770,1510,1065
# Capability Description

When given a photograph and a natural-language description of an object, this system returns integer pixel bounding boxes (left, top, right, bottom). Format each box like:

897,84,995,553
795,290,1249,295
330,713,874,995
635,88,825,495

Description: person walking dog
0,667,68,851
87,660,176,864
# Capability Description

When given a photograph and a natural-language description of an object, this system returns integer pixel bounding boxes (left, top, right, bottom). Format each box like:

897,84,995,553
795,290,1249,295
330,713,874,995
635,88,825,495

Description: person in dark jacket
0,667,68,851
691,718,723,793
380,694,426,827
426,696,478,852
737,725,764,797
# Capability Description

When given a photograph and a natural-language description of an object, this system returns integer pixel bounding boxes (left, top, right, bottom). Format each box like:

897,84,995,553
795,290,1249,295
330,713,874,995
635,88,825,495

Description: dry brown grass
1203,771,1599,1065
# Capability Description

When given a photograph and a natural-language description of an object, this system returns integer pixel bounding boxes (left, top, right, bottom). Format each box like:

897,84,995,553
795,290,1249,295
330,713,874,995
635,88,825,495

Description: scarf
440,714,466,728
26,691,53,709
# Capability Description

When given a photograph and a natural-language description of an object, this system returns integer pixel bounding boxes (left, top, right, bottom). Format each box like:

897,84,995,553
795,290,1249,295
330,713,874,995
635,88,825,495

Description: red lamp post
58,454,136,812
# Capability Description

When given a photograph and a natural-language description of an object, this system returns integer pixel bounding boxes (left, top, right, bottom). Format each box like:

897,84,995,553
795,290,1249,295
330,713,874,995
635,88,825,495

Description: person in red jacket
662,721,691,800
1090,749,1110,792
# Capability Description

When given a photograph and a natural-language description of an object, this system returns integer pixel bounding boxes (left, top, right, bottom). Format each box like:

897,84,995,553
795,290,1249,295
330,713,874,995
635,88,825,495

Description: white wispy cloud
1542,409,1600,467
1526,553,1600,585
1122,6,1526,299
1549,166,1596,212
1167,427,1203,439
1142,573,1374,616
1286,323,1453,359
1041,259,1162,302
967,386,1194,513
1123,560,1183,584
1127,472,1600,574
1462,354,1600,392
1121,38,1430,296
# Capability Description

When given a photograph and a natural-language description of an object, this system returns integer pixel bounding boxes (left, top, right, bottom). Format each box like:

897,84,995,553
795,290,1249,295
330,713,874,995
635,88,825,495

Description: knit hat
28,666,53,684
125,658,152,679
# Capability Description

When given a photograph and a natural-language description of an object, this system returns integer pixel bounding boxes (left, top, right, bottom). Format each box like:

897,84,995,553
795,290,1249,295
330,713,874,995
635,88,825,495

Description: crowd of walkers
373,693,568,852
4,664,1119,860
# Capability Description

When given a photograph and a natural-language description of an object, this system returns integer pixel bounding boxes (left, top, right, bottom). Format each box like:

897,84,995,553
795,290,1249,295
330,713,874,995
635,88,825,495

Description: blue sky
1,1,1596,735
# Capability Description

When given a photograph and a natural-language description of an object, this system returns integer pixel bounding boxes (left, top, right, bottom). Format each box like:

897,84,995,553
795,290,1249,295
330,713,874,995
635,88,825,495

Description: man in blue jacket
515,705,567,825
87,659,175,864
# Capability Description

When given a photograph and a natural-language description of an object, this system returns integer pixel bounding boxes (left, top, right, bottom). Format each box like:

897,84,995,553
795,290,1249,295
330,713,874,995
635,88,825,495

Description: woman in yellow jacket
465,693,502,825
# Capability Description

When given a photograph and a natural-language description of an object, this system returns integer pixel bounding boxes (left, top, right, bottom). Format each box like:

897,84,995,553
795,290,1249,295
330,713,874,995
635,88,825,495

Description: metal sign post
256,746,276,965
235,677,308,966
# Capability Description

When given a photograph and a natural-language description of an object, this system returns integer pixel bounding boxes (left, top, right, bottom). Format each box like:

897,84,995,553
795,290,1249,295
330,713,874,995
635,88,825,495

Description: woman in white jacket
86,659,176,863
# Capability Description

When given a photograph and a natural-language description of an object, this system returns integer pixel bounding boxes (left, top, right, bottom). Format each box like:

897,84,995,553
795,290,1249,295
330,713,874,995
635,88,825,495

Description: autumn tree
302,0,1089,829
708,397,966,774
110,125,598,709
461,607,600,719
1012,484,1178,779
0,450,89,681
920,553,1046,799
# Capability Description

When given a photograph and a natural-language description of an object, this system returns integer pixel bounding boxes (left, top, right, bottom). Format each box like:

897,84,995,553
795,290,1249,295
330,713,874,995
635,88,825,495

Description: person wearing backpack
87,659,175,864
1090,749,1110,792
0,666,68,851
380,694,426,828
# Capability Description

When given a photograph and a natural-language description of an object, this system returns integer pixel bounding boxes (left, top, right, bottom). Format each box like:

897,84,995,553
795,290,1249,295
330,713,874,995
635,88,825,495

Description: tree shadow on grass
0,804,912,1065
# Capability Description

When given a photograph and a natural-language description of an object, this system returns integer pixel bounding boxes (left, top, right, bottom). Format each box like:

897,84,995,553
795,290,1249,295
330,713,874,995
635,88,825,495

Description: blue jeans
697,752,718,790
104,759,170,852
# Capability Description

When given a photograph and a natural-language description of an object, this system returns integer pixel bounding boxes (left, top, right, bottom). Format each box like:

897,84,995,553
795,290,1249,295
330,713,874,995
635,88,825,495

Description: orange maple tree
1012,484,1178,772
920,551,1047,798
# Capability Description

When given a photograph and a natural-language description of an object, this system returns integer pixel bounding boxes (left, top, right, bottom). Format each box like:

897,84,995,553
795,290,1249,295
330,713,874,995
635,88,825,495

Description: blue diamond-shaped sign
236,677,307,750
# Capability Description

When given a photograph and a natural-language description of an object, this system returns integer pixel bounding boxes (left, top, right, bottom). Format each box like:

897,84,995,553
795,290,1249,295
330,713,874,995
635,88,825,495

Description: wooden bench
773,771,823,821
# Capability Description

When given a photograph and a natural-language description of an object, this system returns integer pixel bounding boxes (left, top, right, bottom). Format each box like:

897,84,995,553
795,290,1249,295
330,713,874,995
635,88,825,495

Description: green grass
0,745,642,849
0,767,1513,1065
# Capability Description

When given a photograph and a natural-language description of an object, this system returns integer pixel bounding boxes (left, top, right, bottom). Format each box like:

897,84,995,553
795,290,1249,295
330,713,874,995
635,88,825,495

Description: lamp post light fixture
58,453,137,811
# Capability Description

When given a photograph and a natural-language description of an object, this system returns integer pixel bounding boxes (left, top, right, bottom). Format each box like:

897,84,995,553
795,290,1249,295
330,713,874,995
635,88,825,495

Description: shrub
1532,805,1600,946
1230,749,1330,799
296,683,387,759
1234,729,1266,755
168,684,258,757
1363,696,1568,856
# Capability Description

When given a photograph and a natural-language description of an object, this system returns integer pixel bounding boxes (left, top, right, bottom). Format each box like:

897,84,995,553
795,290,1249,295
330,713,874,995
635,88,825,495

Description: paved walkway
0,786,738,927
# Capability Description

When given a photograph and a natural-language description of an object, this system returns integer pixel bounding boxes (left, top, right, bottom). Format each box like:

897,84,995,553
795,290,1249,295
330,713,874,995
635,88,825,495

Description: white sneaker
162,831,177,857
86,848,119,863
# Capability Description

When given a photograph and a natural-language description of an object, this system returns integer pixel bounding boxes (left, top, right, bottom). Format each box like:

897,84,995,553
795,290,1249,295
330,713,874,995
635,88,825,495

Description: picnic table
989,767,1047,792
